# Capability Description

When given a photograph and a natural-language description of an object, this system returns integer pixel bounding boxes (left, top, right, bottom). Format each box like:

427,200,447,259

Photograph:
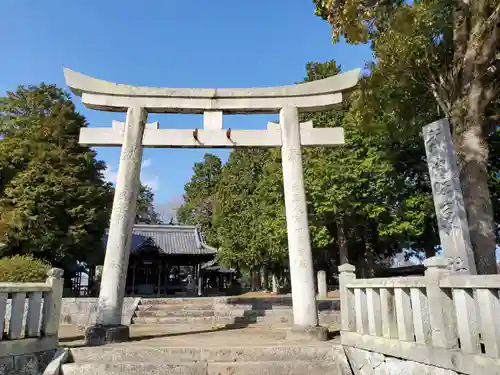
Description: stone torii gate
63,68,360,344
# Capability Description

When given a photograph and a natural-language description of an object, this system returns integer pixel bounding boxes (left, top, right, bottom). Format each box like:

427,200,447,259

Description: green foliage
213,148,286,270
301,60,437,274
0,254,51,282
0,84,113,272
177,59,441,277
136,184,162,224
177,154,222,245
313,0,500,274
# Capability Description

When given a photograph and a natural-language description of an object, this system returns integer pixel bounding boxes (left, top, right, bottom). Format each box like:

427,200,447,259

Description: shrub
0,254,51,282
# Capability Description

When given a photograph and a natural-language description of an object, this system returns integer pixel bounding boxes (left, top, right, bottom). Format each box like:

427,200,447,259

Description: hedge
0,254,51,282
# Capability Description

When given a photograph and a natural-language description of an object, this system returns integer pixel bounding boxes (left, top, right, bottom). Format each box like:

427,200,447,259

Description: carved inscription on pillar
423,119,476,274
121,145,141,161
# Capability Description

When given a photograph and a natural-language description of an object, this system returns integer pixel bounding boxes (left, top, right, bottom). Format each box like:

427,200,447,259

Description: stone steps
62,325,345,375
215,299,340,311
63,343,342,375
135,307,339,319
69,343,335,362
124,323,228,334
133,316,220,324
131,298,341,328
136,309,215,317
132,314,339,326
61,360,338,375
227,311,340,325
140,298,215,305
137,304,214,311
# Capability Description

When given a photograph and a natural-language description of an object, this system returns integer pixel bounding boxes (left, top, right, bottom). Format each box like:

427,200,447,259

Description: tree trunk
452,89,497,274
362,225,376,278
445,1,499,275
261,267,269,291
272,272,279,293
337,220,349,265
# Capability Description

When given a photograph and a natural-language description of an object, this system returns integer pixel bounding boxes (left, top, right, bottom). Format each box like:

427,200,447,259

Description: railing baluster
477,289,500,358
410,287,431,344
424,257,458,349
0,293,7,340
367,287,382,336
380,287,398,339
395,287,414,341
8,292,26,339
453,288,480,354
25,292,43,338
354,288,368,334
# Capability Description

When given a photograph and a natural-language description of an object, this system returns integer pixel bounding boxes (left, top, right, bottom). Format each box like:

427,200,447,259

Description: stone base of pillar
84,324,130,346
285,325,329,342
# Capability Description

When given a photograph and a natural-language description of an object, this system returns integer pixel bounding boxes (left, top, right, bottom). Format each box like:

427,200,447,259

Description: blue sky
0,1,373,215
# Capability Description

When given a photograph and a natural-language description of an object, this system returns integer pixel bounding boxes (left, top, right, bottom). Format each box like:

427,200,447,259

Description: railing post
424,256,458,348
339,263,356,332
41,268,64,337
317,270,327,299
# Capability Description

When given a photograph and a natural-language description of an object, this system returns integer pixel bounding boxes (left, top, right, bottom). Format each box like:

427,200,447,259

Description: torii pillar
63,68,360,344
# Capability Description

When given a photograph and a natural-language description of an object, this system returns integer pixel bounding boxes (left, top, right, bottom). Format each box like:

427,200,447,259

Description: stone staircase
132,298,218,326
60,327,347,375
131,297,341,329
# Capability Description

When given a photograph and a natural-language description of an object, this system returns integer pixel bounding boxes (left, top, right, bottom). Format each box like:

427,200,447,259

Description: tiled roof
201,259,236,274
104,225,217,256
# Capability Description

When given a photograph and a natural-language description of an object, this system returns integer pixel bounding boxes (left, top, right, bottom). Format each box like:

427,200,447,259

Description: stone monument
64,68,361,343
423,118,477,274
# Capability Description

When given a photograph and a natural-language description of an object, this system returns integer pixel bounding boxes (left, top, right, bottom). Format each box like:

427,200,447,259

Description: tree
301,60,438,277
0,84,113,274
135,184,162,224
178,59,443,280
213,148,275,270
177,153,222,245
314,0,500,273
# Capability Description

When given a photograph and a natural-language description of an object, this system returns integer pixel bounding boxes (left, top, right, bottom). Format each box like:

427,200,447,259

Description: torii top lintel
63,68,361,114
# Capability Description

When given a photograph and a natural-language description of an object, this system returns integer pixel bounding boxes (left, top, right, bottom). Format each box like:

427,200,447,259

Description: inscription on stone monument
423,119,476,274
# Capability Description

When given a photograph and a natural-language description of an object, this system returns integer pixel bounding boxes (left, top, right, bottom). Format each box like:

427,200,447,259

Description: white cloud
143,175,160,193
156,196,184,223
103,160,160,193
103,164,118,185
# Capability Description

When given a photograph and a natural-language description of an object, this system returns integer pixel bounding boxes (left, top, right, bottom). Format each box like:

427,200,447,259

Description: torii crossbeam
64,68,360,345
80,119,344,148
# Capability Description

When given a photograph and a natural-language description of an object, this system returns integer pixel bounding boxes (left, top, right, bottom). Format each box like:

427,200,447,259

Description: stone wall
6,297,140,327
343,346,461,375
59,297,140,326
0,348,55,375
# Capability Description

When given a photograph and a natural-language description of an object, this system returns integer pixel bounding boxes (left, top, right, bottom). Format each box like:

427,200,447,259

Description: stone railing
0,268,64,373
339,257,500,375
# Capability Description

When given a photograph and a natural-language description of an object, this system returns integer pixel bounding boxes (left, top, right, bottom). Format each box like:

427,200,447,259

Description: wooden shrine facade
103,224,223,296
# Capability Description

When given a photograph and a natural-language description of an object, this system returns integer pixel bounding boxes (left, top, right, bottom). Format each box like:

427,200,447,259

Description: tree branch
428,68,453,113
471,1,500,66
454,0,471,64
